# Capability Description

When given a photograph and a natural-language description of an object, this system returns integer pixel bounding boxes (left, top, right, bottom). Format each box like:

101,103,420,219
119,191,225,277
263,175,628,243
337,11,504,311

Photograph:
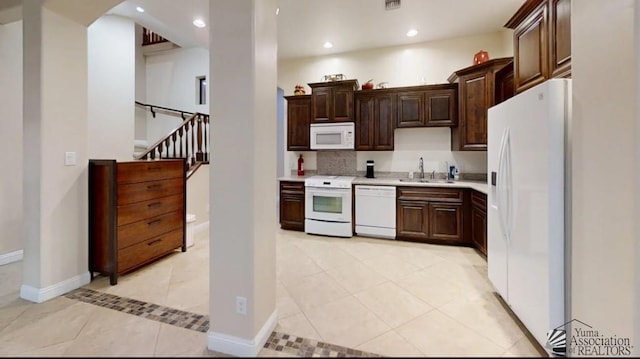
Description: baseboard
207,309,278,357
20,271,91,304
194,221,209,236
0,250,23,266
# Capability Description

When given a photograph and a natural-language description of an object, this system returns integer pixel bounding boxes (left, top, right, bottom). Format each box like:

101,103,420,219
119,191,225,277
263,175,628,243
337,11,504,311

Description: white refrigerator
487,79,570,353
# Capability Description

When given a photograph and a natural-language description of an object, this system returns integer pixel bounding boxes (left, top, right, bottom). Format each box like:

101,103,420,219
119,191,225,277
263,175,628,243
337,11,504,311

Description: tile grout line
64,287,384,357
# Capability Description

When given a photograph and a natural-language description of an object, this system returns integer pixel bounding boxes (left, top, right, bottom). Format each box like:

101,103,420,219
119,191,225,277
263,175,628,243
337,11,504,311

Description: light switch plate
65,152,76,166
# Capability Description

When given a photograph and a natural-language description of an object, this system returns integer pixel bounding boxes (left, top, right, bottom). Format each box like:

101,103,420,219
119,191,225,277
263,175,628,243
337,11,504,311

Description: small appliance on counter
366,160,375,178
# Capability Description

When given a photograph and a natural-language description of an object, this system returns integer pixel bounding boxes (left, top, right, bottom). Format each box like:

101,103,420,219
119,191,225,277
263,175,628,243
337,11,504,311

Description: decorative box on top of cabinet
89,159,187,285
448,57,514,151
505,0,571,93
308,79,359,123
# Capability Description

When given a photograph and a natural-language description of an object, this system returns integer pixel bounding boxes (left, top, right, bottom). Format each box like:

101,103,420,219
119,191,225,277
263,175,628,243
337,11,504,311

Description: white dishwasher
355,185,396,239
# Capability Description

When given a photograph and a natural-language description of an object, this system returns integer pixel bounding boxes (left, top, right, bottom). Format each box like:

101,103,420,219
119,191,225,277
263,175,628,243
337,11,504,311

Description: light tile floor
0,228,545,357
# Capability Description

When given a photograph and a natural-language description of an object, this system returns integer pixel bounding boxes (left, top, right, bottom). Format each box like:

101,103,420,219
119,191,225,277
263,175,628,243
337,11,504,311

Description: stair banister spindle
203,115,209,162
190,118,196,166
196,115,203,162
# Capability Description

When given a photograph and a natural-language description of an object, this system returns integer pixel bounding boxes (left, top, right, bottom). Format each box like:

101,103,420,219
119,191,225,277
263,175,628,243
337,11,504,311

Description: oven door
305,187,352,223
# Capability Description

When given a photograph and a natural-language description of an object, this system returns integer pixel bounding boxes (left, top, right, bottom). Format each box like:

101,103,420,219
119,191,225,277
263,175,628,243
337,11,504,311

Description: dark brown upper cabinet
395,84,458,128
448,57,514,151
284,95,311,151
505,0,571,94
355,91,395,151
308,80,359,123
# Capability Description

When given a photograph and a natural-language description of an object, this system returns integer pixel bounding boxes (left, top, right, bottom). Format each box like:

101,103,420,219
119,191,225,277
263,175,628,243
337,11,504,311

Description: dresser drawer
118,211,184,250
117,194,183,226
118,228,183,273
117,178,184,205
117,160,184,184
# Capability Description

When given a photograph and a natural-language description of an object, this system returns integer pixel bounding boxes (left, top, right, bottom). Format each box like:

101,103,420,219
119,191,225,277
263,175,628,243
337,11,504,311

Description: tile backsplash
317,151,357,176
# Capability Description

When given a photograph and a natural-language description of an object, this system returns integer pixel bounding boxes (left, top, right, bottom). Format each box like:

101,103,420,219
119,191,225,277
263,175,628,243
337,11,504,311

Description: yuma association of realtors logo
546,319,634,357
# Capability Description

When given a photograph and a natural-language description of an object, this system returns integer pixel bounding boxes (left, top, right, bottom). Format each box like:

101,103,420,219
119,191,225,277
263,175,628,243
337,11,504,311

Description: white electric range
304,175,356,238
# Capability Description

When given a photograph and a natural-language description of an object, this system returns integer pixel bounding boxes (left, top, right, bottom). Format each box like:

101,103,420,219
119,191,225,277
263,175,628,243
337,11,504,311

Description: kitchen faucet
419,157,424,179
431,170,436,180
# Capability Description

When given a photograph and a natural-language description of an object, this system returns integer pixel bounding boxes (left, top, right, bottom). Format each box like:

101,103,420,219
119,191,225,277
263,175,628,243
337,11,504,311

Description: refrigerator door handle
503,128,513,238
497,127,510,241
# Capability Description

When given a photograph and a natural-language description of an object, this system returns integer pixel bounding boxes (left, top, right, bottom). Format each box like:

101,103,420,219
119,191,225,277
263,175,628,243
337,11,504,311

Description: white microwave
310,122,355,150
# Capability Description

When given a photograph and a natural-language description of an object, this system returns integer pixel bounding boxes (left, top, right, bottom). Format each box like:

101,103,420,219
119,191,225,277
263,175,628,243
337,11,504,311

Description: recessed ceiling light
406,29,418,37
193,19,206,28
276,7,280,15
323,42,333,49
136,6,145,13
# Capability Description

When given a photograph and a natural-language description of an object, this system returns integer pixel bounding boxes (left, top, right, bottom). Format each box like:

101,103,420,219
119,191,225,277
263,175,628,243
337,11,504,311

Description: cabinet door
459,74,489,151
471,205,487,256
513,1,548,93
425,89,456,127
396,200,429,241
355,95,375,150
428,202,463,242
495,62,515,105
374,93,395,150
311,87,331,123
549,0,571,78
280,182,305,231
286,96,311,151
333,86,354,122
396,92,424,128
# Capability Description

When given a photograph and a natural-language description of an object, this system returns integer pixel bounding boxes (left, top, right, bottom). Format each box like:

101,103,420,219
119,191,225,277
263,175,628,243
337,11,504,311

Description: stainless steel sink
398,178,455,184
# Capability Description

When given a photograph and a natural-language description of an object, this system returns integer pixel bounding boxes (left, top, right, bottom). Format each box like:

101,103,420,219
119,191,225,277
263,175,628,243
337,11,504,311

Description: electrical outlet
236,296,247,315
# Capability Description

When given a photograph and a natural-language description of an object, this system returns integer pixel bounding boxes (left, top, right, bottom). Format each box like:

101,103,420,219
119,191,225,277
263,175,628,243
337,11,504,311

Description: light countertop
278,175,488,194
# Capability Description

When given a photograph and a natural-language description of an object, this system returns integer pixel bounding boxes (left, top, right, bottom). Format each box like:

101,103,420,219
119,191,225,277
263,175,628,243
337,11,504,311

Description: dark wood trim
448,57,514,83
504,0,546,29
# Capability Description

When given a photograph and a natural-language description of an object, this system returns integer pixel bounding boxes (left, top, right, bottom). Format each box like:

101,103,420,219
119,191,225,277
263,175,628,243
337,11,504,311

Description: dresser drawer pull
147,239,163,246
147,184,162,190
147,202,162,208
147,219,162,226
147,166,162,171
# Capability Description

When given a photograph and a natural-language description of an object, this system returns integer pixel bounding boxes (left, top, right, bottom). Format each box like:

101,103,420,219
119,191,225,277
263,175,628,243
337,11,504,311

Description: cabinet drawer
117,160,184,184
471,190,487,209
280,181,305,194
397,187,463,202
118,228,183,273
117,194,183,226
118,211,184,250
117,178,184,205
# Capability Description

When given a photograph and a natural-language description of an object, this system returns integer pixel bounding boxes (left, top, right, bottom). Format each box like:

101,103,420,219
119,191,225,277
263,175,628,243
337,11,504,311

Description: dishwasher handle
355,185,396,197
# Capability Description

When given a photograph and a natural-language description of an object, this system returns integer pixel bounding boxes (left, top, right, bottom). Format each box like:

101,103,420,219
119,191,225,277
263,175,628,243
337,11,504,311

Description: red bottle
297,154,304,176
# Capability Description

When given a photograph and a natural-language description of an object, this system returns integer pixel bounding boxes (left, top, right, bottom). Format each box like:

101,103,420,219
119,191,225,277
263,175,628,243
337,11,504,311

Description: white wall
278,31,513,175
88,15,135,161
571,0,638,354
134,24,147,142
0,21,23,259
208,0,277,354
145,47,209,145
22,4,90,297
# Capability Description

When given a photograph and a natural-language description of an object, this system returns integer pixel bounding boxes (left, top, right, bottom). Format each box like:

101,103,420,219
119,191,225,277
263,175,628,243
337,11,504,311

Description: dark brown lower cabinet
279,181,305,231
396,200,430,241
470,190,487,256
396,187,468,245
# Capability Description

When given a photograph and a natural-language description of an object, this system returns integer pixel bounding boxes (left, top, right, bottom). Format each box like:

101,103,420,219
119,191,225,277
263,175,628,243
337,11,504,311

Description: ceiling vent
385,0,401,11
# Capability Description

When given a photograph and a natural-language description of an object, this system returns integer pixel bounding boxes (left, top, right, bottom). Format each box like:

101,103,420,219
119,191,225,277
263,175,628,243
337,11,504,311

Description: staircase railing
135,101,210,179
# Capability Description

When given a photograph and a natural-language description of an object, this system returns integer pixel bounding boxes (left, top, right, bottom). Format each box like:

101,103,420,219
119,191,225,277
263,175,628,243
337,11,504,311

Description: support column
21,0,91,302
208,0,278,356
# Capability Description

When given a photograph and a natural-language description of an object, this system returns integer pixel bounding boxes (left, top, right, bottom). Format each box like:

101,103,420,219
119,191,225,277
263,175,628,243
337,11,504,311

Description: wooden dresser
88,159,187,285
